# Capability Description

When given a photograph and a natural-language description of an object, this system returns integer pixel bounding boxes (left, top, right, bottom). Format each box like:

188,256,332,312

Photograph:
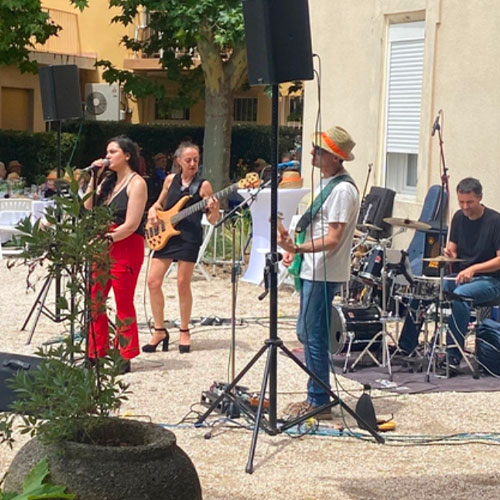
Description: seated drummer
398,177,500,371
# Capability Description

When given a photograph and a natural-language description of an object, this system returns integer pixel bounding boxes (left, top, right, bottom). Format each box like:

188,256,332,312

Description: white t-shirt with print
299,175,359,283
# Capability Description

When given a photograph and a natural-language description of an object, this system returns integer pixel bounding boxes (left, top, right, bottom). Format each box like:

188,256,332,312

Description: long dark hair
97,135,141,204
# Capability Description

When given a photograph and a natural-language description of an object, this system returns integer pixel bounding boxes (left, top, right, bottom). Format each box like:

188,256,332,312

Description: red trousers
88,232,144,360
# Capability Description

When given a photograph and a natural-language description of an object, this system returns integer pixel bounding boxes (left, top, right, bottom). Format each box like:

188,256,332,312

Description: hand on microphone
83,159,110,173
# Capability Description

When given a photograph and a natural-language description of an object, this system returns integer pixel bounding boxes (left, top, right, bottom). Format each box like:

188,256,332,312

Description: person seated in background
7,160,23,179
43,170,58,198
0,161,7,180
147,152,168,209
253,158,271,183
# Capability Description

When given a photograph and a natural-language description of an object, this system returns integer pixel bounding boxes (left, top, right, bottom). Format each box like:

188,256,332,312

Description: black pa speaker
0,352,42,412
39,64,83,121
242,0,314,85
358,187,396,240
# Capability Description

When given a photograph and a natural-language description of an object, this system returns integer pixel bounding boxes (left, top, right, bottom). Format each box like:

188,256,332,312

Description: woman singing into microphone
83,135,147,373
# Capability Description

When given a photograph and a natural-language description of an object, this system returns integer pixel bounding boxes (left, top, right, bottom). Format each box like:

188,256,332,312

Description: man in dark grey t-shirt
399,177,500,372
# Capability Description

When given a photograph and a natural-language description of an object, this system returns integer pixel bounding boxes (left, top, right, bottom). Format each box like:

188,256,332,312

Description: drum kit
331,215,468,379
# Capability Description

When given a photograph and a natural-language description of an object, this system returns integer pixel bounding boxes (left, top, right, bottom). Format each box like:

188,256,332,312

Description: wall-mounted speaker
39,64,83,122
242,0,314,85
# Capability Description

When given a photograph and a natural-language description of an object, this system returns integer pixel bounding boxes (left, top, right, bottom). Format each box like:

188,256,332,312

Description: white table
238,187,309,284
0,199,54,243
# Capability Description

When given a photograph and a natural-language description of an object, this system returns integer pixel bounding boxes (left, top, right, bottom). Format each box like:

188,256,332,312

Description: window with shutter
385,21,425,195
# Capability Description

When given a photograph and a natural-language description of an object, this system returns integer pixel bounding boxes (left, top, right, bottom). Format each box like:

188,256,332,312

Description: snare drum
358,246,384,284
329,304,383,355
406,276,440,301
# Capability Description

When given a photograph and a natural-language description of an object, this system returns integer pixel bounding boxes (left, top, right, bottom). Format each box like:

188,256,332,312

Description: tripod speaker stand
196,83,384,473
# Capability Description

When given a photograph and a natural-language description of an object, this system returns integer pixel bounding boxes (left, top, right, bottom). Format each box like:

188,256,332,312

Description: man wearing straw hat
278,125,360,419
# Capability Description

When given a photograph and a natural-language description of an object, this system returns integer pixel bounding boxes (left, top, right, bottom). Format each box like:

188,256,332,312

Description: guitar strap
295,174,356,234
188,173,204,197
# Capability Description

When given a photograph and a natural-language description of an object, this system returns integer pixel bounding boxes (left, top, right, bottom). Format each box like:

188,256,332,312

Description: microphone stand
212,189,262,414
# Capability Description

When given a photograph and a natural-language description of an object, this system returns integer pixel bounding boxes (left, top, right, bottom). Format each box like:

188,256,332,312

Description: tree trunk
202,83,234,193
197,21,247,193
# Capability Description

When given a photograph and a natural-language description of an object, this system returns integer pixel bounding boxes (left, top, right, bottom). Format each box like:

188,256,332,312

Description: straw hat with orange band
311,126,355,162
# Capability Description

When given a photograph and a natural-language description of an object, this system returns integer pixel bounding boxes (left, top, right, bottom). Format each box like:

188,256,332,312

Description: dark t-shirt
450,206,500,278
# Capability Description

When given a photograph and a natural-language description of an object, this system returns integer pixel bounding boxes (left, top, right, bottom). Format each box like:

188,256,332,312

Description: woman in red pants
84,135,147,373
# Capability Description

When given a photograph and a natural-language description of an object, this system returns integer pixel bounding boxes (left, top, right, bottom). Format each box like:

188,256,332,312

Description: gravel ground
1,256,500,500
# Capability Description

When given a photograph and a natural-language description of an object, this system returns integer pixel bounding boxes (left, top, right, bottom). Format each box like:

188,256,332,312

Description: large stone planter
4,418,202,500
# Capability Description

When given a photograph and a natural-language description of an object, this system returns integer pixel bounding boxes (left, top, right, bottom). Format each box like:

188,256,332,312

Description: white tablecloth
0,199,54,243
238,187,310,284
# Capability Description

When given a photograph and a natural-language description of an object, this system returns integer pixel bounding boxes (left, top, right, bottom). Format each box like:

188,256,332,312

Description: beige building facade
0,1,297,135
302,0,500,248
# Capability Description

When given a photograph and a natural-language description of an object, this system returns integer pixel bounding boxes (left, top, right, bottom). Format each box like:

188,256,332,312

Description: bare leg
177,261,195,346
147,257,172,343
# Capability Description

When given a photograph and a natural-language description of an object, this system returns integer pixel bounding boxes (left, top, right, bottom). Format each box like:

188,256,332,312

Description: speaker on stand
32,65,83,325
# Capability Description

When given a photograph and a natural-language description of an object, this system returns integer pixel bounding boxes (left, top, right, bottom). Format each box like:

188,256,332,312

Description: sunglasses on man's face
312,145,328,155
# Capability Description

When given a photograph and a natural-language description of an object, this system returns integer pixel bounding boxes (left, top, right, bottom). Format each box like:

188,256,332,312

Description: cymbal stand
349,231,404,380
424,264,476,380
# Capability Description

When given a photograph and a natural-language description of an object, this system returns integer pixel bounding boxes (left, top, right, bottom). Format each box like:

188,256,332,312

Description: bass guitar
145,173,260,251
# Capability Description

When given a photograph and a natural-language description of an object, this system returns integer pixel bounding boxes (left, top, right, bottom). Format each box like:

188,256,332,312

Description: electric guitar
275,211,302,290
145,173,260,251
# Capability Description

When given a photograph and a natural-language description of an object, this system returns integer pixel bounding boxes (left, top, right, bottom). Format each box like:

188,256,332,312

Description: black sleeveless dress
153,173,204,262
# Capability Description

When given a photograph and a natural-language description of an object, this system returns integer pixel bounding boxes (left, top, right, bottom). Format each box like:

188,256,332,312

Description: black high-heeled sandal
142,327,169,353
179,328,191,354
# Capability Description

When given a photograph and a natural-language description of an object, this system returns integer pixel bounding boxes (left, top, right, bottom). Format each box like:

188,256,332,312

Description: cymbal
383,217,431,231
356,223,382,232
422,255,465,263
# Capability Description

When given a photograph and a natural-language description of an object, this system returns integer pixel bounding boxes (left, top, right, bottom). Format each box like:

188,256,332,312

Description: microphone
431,110,442,136
277,160,300,169
82,159,110,172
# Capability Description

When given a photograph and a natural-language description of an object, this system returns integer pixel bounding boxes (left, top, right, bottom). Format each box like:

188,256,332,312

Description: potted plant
0,171,202,500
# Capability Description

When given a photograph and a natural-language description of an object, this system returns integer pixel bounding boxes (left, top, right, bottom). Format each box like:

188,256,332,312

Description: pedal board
200,382,269,416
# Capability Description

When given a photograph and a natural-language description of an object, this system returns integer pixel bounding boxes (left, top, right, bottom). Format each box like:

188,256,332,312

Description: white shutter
386,22,425,154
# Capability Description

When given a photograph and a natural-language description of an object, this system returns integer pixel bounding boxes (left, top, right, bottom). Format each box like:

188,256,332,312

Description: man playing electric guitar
278,126,360,420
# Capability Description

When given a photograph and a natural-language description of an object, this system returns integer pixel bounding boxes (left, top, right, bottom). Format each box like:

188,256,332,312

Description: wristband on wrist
294,244,301,254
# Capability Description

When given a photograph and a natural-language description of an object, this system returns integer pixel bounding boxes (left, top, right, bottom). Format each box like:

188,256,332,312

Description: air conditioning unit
84,83,121,121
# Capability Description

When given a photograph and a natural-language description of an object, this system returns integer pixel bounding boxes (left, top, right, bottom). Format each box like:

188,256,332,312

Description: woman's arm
82,161,109,210
148,174,174,224
200,180,220,225
107,176,147,242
